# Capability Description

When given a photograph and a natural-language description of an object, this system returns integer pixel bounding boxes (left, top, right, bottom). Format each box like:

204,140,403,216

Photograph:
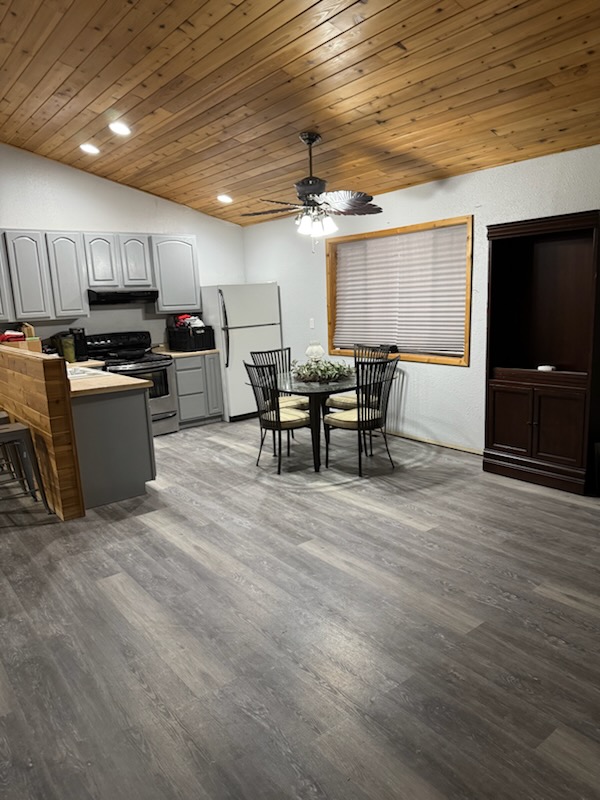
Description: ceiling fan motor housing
295,175,327,199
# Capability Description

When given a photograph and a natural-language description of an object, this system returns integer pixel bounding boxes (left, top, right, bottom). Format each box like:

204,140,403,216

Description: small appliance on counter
69,328,88,361
166,314,215,351
47,328,89,362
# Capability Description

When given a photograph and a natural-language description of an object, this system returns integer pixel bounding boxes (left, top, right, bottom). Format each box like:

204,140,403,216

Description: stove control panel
86,330,152,353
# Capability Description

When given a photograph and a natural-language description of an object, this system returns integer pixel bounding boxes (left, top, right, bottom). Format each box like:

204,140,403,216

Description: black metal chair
244,362,310,474
250,347,309,410
323,357,398,477
325,343,392,411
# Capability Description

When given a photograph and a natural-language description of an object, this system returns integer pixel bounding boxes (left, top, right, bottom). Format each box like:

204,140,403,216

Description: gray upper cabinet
151,235,200,312
84,233,121,288
46,232,89,318
0,238,15,322
118,234,153,287
4,231,55,320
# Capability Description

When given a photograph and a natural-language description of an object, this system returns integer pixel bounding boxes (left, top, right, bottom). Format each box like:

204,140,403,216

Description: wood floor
1,421,599,799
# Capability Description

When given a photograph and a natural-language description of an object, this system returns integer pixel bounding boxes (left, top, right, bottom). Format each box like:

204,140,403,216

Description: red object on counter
0,332,25,342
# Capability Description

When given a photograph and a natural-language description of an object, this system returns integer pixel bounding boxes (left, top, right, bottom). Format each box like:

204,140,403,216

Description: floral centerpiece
291,358,354,383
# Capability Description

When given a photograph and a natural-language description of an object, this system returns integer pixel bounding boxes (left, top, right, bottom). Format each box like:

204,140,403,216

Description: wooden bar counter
0,346,155,520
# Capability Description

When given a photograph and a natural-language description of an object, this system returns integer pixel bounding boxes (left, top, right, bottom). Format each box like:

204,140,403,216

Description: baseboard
388,429,483,456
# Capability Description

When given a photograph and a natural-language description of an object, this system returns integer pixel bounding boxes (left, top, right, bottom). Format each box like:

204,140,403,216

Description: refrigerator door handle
219,289,230,368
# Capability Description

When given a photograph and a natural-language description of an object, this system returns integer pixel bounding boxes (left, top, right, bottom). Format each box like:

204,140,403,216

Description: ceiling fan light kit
242,131,382,237
296,208,338,237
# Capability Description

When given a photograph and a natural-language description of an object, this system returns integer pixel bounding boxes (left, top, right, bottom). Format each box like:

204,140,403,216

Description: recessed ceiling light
109,121,131,136
80,143,100,155
217,194,233,204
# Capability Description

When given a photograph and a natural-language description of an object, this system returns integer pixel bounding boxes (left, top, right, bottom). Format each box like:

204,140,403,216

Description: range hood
88,289,159,305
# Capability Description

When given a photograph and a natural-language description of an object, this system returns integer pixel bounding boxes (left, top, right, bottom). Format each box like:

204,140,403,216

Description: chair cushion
279,394,309,410
325,392,357,410
323,408,381,430
261,408,310,429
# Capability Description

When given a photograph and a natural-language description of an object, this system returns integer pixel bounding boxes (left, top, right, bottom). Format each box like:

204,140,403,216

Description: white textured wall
0,143,244,343
243,144,600,453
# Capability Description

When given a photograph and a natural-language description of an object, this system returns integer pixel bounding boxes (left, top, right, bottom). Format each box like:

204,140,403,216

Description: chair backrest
244,361,281,423
353,343,391,362
355,357,398,427
250,347,292,376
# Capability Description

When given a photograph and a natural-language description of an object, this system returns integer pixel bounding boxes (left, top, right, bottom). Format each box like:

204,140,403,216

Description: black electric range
85,331,173,372
85,331,179,435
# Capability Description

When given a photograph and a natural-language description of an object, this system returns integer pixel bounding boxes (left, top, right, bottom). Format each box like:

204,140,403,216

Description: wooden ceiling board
1,0,599,226
105,0,584,184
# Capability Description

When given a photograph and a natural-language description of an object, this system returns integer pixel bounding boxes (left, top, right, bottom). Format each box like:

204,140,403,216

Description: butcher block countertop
153,345,219,358
72,359,105,368
69,372,153,397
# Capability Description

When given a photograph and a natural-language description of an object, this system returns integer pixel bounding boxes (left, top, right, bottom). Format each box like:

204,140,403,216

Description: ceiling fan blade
240,207,299,217
240,197,305,216
259,198,303,207
315,190,382,215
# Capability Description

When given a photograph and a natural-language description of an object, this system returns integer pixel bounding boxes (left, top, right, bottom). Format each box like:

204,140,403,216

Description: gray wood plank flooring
0,421,599,799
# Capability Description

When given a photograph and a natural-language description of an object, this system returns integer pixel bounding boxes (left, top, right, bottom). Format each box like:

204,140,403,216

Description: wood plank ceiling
1,0,599,226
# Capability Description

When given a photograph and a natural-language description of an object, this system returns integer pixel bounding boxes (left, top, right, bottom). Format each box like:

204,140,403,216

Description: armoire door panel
487,383,532,455
532,388,586,466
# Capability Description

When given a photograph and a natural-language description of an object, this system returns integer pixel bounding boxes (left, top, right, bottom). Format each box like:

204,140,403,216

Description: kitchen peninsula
0,345,155,519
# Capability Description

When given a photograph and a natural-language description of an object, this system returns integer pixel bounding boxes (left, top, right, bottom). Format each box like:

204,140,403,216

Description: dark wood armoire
484,210,600,494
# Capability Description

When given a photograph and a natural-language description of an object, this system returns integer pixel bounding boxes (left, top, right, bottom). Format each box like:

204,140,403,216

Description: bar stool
0,411,17,481
0,422,52,513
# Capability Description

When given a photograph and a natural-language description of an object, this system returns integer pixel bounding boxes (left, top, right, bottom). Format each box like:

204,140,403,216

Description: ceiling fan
241,132,382,235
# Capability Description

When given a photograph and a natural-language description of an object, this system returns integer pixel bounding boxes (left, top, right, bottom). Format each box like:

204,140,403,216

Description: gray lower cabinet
205,353,224,416
152,235,201,312
175,354,223,425
46,232,89,318
4,230,55,320
71,388,156,508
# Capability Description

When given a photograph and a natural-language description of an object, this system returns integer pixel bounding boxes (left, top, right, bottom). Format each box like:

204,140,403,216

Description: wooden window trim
326,216,473,366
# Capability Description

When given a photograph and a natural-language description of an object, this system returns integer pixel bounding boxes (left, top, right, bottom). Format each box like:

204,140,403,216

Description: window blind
333,223,469,357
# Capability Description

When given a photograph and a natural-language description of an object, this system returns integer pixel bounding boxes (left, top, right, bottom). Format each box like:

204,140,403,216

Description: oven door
126,362,179,428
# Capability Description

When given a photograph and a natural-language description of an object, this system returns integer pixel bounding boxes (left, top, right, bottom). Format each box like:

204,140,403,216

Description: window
326,216,473,366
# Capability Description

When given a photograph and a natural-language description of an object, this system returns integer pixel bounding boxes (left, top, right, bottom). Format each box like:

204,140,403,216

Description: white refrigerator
201,283,283,420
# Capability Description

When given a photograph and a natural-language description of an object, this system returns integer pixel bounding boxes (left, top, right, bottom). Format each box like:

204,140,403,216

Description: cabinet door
4,231,54,319
84,233,121,287
532,387,586,467
177,366,206,396
118,234,153,287
176,361,208,421
152,235,200,312
486,382,532,456
0,238,15,322
46,232,89,318
205,353,223,416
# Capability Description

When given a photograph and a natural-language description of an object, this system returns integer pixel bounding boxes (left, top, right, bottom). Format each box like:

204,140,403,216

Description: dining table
277,372,357,472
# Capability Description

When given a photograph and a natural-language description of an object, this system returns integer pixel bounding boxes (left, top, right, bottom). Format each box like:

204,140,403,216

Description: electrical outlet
309,317,315,329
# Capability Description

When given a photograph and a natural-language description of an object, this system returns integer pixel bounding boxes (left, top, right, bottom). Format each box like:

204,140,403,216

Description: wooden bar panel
0,345,84,520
